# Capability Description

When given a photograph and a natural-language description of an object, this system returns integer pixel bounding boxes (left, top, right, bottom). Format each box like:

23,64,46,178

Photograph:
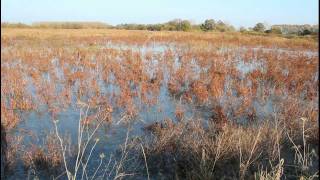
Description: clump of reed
137,113,318,179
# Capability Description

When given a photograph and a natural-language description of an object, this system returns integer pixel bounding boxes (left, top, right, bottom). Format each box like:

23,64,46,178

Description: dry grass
138,116,318,179
1,28,318,179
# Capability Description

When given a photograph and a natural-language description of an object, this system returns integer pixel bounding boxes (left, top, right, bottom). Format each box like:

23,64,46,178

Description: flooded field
1,29,319,179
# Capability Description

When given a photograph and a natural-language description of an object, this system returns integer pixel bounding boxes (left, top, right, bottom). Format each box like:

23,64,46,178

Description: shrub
200,19,216,31
253,23,266,32
239,26,248,33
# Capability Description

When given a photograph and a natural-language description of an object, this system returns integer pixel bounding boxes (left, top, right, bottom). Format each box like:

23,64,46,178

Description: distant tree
215,20,235,32
137,24,147,30
239,26,247,33
200,19,216,31
166,19,192,31
311,25,319,35
265,29,272,33
147,24,163,31
301,29,312,36
192,24,202,31
253,23,266,32
215,20,226,32
180,20,192,31
2,22,30,28
167,19,182,31
167,19,181,26
163,23,176,31
270,27,282,34
271,24,318,35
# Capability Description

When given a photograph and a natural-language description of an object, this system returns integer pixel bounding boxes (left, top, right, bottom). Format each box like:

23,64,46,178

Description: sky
1,0,318,28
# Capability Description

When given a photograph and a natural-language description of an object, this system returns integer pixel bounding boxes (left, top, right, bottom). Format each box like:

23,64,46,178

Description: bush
146,24,163,31
301,29,312,36
215,21,235,32
200,19,216,31
253,23,266,32
1,23,30,28
270,27,282,34
239,26,248,33
180,20,192,31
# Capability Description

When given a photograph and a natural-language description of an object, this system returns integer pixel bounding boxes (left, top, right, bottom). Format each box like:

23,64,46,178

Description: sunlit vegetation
2,20,318,37
1,28,318,179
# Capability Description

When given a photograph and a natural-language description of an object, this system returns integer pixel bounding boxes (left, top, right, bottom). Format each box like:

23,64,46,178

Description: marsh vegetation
1,28,319,179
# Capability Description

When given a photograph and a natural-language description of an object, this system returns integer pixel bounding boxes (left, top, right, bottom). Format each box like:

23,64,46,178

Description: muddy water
5,43,318,179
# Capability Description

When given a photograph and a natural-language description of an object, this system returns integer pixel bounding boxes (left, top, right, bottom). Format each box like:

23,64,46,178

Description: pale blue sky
1,0,318,27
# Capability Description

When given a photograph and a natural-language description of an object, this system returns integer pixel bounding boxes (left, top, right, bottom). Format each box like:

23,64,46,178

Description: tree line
1,19,318,36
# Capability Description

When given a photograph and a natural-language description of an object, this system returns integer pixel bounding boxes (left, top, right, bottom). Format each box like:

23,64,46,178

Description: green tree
163,23,176,31
180,20,192,31
167,19,181,31
147,24,163,31
166,19,192,31
253,23,266,32
215,20,235,32
200,19,216,31
137,24,147,30
301,29,312,36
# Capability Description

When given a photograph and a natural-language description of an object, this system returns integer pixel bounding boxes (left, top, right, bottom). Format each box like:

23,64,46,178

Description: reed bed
1,28,318,179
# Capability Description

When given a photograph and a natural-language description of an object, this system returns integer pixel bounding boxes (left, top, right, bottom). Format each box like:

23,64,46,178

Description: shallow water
3,42,318,179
